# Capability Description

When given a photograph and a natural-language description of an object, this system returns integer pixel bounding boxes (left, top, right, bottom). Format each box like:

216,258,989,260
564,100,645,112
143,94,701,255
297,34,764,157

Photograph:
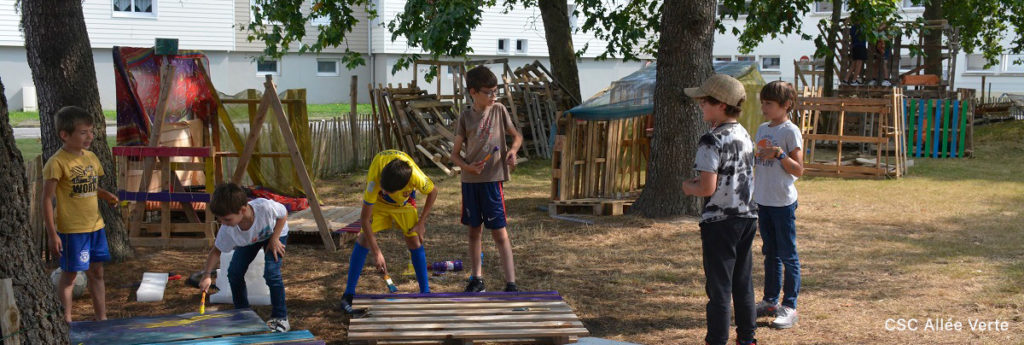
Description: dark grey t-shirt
693,122,758,223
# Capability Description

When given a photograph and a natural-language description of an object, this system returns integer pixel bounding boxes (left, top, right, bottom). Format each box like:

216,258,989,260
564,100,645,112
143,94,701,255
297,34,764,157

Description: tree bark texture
823,0,842,97
22,0,133,261
923,0,943,76
0,77,71,345
632,0,715,218
538,0,583,106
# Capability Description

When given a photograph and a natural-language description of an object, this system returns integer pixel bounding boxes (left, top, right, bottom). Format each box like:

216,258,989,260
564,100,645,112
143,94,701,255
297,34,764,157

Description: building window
516,39,529,54
568,3,578,32
761,55,781,71
112,0,155,17
898,56,917,71
257,59,280,75
498,39,510,54
317,59,338,76
902,0,924,8
715,56,733,63
1004,55,1024,73
736,55,755,62
814,1,847,13
965,54,998,73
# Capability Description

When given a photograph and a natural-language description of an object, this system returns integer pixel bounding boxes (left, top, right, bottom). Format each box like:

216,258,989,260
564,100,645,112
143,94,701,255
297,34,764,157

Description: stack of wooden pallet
368,83,462,176
347,291,589,345
505,61,581,159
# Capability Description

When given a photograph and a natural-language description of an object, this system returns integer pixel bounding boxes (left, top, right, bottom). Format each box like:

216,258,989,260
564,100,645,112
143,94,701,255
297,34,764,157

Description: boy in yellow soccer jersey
339,150,438,313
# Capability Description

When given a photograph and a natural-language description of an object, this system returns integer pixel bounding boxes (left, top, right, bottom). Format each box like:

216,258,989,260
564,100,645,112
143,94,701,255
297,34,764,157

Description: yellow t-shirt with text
362,150,434,208
43,149,105,234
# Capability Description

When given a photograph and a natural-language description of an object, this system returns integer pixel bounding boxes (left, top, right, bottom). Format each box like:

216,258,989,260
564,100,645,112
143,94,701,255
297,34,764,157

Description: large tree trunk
823,0,842,97
631,0,714,218
537,0,582,105
0,78,70,344
22,0,133,261
923,0,943,76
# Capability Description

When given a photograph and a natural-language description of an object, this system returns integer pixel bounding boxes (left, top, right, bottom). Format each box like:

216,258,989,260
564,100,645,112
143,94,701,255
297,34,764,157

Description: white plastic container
136,272,168,302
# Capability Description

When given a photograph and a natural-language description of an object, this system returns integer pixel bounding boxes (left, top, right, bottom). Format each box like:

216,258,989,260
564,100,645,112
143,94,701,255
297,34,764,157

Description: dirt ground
69,121,1024,344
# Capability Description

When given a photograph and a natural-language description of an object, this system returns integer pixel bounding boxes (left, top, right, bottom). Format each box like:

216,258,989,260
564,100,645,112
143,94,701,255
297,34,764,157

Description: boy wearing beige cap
682,74,758,345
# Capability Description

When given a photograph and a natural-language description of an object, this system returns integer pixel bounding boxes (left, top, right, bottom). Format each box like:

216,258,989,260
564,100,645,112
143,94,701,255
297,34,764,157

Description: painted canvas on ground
70,309,269,345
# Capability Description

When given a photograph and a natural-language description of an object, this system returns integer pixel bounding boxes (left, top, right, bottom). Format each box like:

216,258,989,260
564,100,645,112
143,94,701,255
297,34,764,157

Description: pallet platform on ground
347,291,589,345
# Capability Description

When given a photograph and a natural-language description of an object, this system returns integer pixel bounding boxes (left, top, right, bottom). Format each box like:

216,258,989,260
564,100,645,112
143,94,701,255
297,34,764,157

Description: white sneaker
867,79,878,86
772,306,798,329
267,318,290,332
881,79,892,87
755,300,780,317
849,80,862,86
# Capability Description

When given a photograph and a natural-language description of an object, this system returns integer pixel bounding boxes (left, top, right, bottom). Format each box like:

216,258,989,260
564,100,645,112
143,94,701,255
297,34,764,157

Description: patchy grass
70,121,1024,344
9,110,116,127
307,104,373,119
14,137,116,162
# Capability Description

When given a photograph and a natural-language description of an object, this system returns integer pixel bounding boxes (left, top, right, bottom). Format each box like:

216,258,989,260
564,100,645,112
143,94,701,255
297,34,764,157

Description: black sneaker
464,277,485,292
339,294,355,314
504,282,519,292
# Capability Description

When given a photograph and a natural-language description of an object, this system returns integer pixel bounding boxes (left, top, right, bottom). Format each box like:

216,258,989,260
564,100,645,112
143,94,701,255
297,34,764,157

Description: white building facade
0,0,1020,111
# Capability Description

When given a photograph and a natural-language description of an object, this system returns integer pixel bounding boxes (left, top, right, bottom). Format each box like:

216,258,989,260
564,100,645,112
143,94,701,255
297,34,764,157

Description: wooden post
0,278,21,345
349,75,360,169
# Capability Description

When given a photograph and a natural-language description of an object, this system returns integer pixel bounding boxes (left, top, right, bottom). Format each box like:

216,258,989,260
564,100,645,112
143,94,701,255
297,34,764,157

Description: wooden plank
347,328,589,341
802,133,889,144
932,99,941,158
231,91,272,183
0,279,21,345
951,99,960,158
149,330,317,344
129,237,210,248
354,301,568,310
351,314,582,325
263,76,337,251
355,297,562,305
958,99,967,158
349,321,585,332
941,98,950,158
365,308,573,317
804,163,887,175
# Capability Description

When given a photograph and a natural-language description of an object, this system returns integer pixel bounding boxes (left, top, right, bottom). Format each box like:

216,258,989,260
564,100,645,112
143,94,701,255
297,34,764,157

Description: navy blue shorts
59,228,110,272
461,182,507,230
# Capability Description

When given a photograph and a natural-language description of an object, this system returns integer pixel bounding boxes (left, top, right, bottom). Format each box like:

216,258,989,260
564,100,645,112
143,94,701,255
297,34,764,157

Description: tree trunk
0,77,70,344
22,0,133,261
537,0,583,105
923,0,943,76
823,0,842,97
631,0,714,218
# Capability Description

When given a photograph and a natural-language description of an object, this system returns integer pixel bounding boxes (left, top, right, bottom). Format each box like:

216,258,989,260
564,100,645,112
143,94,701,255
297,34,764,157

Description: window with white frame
1004,55,1024,73
113,0,155,17
568,3,578,32
761,55,781,71
736,55,755,62
902,0,924,9
497,39,510,54
257,59,280,75
317,59,338,76
516,39,529,54
966,54,999,73
715,56,733,63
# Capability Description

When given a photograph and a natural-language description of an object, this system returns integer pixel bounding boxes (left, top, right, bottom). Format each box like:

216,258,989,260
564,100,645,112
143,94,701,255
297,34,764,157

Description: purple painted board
118,191,211,203
143,330,317,345
71,309,269,345
354,291,560,299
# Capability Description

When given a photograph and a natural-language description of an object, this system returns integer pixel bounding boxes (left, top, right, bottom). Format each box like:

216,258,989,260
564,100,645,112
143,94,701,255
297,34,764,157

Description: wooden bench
348,291,589,345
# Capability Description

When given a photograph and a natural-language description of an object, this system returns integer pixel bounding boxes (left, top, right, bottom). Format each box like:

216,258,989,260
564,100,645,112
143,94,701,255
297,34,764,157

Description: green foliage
247,0,376,69
941,0,1024,67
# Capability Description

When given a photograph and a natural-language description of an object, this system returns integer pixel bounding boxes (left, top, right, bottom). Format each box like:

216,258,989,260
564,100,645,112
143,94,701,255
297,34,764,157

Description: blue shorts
59,229,110,272
461,182,507,230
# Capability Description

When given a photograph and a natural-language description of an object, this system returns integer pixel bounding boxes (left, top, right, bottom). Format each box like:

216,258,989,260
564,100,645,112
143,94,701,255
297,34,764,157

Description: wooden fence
307,114,378,178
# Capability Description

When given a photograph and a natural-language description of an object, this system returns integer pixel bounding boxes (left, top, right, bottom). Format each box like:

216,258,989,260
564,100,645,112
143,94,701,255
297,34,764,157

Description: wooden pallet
347,291,589,345
548,198,633,217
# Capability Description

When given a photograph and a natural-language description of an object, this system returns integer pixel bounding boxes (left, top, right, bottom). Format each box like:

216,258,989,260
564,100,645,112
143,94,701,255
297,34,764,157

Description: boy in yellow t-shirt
42,106,118,323
339,150,438,314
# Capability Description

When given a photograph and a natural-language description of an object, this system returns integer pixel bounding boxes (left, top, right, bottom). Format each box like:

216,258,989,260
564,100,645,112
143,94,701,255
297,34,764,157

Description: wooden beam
231,90,272,184
129,63,177,238
0,279,21,345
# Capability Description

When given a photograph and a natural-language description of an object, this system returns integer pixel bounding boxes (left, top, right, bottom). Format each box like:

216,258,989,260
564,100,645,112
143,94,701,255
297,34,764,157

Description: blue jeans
228,236,287,318
758,202,800,309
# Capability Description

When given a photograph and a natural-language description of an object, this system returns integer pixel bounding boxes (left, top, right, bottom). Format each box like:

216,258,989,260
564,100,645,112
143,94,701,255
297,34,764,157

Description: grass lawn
67,121,1024,344
14,137,116,162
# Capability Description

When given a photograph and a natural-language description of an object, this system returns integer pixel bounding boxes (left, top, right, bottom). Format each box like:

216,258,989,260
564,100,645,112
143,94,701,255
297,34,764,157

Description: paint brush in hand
384,275,398,293
200,291,207,315
479,145,499,163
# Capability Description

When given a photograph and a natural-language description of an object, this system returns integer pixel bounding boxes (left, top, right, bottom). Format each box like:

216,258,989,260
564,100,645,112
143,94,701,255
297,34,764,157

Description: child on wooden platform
339,150,438,314
43,106,119,323
752,81,805,329
199,183,291,332
682,74,759,345
451,66,523,293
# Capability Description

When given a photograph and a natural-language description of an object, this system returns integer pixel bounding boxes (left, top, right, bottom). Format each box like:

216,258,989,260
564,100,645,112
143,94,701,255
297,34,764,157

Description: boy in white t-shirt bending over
199,183,291,332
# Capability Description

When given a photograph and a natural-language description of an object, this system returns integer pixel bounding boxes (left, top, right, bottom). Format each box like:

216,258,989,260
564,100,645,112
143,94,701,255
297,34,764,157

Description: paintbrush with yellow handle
200,291,207,315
